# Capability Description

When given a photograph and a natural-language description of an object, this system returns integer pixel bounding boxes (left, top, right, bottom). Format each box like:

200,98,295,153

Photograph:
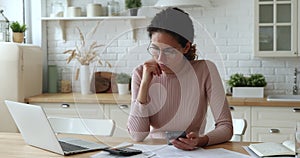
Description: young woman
127,7,233,151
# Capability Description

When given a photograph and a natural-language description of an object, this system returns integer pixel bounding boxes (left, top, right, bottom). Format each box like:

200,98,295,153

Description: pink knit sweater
128,60,233,146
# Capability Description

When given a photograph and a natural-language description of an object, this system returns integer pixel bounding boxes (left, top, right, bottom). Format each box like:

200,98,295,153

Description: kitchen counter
25,93,300,107
25,93,131,104
227,96,300,107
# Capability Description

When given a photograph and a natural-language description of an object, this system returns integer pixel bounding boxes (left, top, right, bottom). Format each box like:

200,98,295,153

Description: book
248,140,295,157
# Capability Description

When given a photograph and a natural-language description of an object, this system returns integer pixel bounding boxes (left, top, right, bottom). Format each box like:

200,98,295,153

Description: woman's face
149,32,190,74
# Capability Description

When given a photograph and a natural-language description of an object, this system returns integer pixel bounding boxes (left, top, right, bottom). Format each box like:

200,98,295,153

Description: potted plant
228,73,267,98
116,73,131,95
10,21,27,43
125,0,142,16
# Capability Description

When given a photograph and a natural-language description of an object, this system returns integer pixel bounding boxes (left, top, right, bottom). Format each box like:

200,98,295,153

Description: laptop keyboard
59,141,88,152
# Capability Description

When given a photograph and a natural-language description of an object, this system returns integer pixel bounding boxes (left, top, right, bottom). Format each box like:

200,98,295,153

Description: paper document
91,143,251,158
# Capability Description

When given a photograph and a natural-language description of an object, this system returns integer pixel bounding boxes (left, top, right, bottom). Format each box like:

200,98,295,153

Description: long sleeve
204,61,233,145
127,66,150,141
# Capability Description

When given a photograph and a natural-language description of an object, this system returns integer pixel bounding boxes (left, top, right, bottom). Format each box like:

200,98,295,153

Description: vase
13,32,24,43
48,65,58,93
80,65,91,95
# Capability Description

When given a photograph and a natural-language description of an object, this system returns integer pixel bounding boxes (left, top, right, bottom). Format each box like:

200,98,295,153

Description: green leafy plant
125,0,142,9
228,73,267,87
116,73,131,84
10,21,27,33
228,73,247,87
247,74,267,87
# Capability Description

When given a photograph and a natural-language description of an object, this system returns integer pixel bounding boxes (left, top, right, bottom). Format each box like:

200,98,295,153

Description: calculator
103,147,142,156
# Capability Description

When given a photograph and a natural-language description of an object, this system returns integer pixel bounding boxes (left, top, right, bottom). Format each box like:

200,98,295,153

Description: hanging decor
0,10,10,42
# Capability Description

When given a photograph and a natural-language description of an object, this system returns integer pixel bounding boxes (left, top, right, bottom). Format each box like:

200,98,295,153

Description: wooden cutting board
91,72,118,93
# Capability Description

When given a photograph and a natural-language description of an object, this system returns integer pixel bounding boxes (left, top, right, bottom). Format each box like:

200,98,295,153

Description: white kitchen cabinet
229,106,251,141
251,106,300,142
205,105,251,141
33,103,106,119
105,104,131,138
254,0,298,57
32,102,131,137
251,127,294,142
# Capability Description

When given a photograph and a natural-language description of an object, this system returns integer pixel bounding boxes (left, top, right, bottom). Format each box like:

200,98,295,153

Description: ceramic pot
13,32,24,43
117,83,129,95
129,8,138,16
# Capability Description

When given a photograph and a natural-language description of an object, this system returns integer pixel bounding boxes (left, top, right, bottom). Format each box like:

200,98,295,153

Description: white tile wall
46,0,300,95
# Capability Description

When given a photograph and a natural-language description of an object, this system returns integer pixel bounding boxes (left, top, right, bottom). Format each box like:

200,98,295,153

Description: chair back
48,117,115,136
231,118,247,142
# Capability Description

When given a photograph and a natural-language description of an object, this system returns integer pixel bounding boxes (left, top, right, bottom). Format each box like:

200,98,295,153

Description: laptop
4,100,109,155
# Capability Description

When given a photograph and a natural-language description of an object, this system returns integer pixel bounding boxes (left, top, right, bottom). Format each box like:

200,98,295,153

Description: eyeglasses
147,43,179,58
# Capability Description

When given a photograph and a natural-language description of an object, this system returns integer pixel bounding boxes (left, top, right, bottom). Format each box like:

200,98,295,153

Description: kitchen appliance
0,42,43,132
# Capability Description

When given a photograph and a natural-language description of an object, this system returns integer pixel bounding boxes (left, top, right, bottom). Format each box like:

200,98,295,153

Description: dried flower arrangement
63,21,111,67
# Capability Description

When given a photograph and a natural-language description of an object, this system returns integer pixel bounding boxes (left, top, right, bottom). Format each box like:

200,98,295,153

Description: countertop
25,93,131,104
25,93,300,107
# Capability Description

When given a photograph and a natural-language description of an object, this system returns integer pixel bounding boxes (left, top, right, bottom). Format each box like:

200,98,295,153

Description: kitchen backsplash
46,0,300,95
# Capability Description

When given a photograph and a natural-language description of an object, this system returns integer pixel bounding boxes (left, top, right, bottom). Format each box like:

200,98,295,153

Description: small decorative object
50,0,64,17
0,10,10,42
60,68,72,93
86,3,102,17
228,73,267,98
116,73,131,95
10,21,27,43
67,6,82,17
48,65,58,93
125,0,142,16
107,0,120,16
63,22,111,95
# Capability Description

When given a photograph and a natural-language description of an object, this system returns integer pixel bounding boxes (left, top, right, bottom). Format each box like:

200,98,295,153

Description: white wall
0,0,23,23
44,0,300,95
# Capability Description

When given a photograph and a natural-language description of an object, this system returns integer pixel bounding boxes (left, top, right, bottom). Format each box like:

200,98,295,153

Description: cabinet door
252,106,300,142
254,0,297,57
252,106,300,127
206,106,251,141
35,103,105,119
229,106,251,142
106,104,131,137
252,127,294,142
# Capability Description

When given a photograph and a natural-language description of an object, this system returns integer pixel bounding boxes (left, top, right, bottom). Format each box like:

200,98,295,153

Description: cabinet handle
61,104,70,108
269,129,280,133
229,106,235,111
119,104,129,109
293,108,300,112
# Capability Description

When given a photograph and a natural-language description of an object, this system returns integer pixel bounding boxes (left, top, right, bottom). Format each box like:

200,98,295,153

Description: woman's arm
204,61,233,145
127,60,162,141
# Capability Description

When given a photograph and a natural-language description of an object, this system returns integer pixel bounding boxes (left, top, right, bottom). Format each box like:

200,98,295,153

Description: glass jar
60,68,72,93
107,0,120,16
51,0,64,17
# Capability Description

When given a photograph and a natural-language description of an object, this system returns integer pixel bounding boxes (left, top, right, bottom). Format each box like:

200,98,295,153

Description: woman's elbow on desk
128,131,148,142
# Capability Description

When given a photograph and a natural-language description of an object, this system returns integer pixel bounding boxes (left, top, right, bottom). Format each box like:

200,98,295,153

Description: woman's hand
136,59,162,104
171,132,209,151
141,59,162,84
